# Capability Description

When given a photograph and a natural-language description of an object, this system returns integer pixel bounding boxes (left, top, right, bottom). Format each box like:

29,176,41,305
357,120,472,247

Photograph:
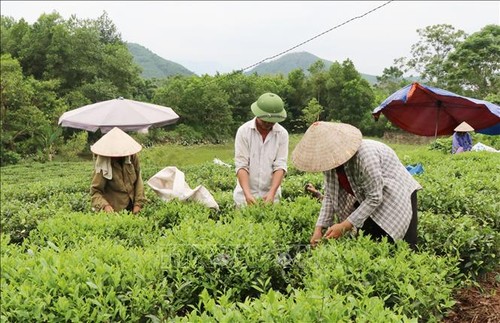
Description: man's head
255,117,276,132
251,92,286,123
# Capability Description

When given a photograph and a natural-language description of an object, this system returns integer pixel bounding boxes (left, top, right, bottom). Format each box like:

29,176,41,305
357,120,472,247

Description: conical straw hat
454,121,474,132
292,122,362,172
90,127,142,157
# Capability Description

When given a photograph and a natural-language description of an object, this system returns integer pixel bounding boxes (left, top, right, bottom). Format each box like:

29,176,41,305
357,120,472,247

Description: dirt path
443,271,500,323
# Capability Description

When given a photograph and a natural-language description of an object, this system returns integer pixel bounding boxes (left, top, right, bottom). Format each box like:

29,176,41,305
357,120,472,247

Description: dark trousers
360,191,418,250
126,199,134,212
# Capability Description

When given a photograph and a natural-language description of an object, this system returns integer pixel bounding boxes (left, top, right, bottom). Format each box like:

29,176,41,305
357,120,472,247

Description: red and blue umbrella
372,82,500,136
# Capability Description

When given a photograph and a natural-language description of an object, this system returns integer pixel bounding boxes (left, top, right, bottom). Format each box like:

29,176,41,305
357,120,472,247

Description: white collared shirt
233,118,289,206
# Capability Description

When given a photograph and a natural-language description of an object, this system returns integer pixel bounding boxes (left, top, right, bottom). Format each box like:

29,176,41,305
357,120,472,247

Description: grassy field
135,134,430,169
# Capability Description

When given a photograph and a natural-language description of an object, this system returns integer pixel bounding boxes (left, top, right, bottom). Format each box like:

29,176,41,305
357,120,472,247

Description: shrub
302,235,460,321
418,211,500,279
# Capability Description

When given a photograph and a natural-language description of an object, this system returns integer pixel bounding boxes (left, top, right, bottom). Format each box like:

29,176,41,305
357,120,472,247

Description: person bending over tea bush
452,121,473,154
292,122,422,250
90,127,146,214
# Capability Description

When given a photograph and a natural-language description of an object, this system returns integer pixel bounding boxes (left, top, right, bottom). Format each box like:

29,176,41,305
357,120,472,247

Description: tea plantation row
1,145,499,321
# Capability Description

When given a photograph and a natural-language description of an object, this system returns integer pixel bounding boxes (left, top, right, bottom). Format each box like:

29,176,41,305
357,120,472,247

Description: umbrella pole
434,102,441,139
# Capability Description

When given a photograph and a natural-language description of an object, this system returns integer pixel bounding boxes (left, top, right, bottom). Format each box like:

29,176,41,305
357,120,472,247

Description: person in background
452,121,474,154
233,92,289,207
292,122,422,250
90,127,146,214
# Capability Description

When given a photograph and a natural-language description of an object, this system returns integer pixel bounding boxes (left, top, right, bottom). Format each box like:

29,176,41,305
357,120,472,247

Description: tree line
1,11,498,165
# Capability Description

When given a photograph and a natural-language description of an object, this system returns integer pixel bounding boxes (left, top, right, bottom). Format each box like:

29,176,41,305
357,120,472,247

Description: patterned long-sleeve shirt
233,118,289,206
316,139,422,241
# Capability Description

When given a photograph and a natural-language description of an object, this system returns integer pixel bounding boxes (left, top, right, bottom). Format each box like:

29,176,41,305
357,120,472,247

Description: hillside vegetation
245,51,379,84
126,42,195,79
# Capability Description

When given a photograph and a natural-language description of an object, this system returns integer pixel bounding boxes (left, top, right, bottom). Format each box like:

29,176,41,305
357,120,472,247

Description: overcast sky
1,1,499,76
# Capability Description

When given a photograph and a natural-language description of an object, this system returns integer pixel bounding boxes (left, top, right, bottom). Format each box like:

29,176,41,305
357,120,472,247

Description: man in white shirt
233,92,289,207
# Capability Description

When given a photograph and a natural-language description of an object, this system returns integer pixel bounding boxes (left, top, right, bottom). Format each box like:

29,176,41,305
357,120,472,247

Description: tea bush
1,142,499,321
303,235,460,321
418,211,500,278
1,238,171,321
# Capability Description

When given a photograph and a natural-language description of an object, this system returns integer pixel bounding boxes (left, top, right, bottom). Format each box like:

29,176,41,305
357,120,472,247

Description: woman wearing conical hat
452,121,474,154
90,127,146,213
292,122,422,250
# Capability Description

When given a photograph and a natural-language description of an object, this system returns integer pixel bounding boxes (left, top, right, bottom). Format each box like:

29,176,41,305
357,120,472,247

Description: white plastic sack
471,142,499,153
147,166,219,210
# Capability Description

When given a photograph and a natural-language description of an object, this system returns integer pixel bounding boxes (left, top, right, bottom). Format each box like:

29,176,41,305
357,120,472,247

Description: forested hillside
1,11,498,166
245,51,378,84
126,42,195,79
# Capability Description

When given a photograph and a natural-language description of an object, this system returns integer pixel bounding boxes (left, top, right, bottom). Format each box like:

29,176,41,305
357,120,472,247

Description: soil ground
443,271,500,323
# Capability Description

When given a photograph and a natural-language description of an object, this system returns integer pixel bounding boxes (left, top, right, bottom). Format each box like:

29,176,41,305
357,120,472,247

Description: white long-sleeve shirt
233,118,289,206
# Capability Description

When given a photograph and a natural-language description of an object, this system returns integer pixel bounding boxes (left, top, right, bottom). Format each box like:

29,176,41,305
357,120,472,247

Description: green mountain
245,51,378,84
126,42,195,79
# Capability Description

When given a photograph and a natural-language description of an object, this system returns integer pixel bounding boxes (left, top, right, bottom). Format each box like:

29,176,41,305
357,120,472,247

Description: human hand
132,205,141,214
324,221,352,239
324,224,344,239
262,192,275,204
310,227,324,248
309,231,323,248
103,205,114,212
245,194,257,205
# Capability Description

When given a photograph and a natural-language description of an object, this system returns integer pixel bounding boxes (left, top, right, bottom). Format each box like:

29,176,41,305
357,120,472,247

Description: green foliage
1,238,171,321
403,24,467,86
304,236,460,321
28,211,160,248
154,216,293,314
444,24,500,98
418,212,500,278
161,124,205,145
300,97,323,125
1,13,143,162
0,149,20,166
58,130,89,159
1,142,499,320
416,151,500,229
179,288,412,322
428,137,452,153
126,42,195,79
153,76,234,143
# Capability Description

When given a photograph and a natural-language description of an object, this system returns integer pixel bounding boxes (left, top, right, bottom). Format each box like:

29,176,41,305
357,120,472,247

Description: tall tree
153,76,233,142
402,24,467,86
375,66,410,95
284,68,311,132
301,98,324,126
444,24,500,99
213,71,261,127
307,60,328,105
1,54,64,162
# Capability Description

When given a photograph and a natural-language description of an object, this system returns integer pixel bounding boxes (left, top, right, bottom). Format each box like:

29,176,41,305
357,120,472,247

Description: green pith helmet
251,92,287,123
